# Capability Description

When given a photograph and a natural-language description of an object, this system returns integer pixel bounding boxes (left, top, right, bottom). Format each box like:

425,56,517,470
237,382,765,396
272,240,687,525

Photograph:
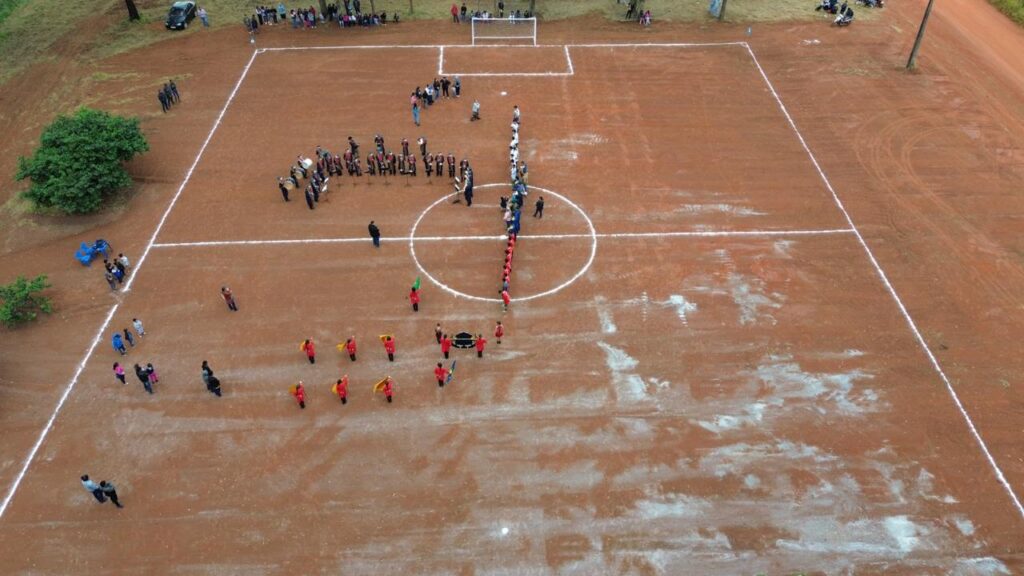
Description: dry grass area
0,0,836,85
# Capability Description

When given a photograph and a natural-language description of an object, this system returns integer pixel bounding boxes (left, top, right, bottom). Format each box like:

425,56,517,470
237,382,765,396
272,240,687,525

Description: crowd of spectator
244,2,400,32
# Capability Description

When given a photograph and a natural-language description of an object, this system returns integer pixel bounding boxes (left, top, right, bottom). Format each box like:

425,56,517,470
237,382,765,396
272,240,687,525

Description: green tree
0,275,52,328
15,108,148,214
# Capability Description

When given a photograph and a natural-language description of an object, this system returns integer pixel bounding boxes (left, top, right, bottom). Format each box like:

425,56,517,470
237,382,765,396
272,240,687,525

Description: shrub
15,107,148,214
0,275,52,328
988,0,1024,25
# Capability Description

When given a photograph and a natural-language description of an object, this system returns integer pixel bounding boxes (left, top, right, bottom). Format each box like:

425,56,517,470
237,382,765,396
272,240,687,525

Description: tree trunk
370,0,376,14
319,0,328,13
125,0,140,21
409,0,413,15
529,0,536,17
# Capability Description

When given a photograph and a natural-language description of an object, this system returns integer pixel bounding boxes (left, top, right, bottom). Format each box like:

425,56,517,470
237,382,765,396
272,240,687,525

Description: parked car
165,1,196,30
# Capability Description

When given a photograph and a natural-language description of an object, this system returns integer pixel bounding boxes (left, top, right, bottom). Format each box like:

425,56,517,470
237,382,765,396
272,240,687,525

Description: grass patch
539,0,818,22
0,0,101,84
0,0,844,86
0,0,28,27
988,0,1024,25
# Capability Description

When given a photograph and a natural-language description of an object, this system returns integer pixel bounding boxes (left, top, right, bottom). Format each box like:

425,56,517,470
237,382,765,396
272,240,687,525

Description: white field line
0,303,120,519
443,71,572,78
440,44,575,77
0,49,261,521
259,42,748,51
744,43,1024,520
152,228,854,249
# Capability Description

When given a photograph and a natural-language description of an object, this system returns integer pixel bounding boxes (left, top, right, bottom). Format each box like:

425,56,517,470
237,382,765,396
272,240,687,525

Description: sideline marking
152,228,854,248
745,42,1024,520
408,184,597,303
0,49,261,521
564,46,575,75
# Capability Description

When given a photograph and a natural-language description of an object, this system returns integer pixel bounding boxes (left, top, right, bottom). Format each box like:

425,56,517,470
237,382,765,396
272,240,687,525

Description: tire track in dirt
854,110,1024,311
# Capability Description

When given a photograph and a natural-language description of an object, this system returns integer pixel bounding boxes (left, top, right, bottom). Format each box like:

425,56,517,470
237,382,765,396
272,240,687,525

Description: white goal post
471,17,537,46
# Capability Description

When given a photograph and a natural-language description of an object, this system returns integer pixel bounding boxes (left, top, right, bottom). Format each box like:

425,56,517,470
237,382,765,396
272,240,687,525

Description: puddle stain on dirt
593,295,618,334
727,272,784,326
596,341,672,402
695,353,880,435
690,264,784,326
752,355,880,416
664,294,697,326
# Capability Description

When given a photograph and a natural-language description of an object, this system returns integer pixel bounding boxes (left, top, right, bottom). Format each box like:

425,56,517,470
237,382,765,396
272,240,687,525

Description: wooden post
906,0,936,70
125,0,140,21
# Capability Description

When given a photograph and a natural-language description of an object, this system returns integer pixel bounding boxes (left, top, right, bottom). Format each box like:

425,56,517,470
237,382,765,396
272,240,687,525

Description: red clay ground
0,2,1023,573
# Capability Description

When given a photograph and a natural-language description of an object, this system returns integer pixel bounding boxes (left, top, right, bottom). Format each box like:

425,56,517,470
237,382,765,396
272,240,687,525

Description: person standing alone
301,339,316,364
434,362,450,388
221,286,238,311
202,360,221,397
368,221,381,248
334,376,349,404
409,287,420,312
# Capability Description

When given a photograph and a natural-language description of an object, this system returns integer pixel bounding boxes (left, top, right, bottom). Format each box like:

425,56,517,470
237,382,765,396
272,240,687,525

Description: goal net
471,17,537,46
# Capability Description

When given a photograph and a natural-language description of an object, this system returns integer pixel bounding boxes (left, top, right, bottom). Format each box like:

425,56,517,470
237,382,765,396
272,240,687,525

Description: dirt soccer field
1,2,1024,574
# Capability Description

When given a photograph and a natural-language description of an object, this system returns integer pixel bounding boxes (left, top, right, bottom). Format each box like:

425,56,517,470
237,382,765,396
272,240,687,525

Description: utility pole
718,0,728,21
906,0,936,70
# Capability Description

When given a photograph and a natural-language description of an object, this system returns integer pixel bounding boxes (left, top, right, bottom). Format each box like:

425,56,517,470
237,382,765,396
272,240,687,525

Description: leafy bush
988,0,1024,25
15,108,148,214
0,275,52,328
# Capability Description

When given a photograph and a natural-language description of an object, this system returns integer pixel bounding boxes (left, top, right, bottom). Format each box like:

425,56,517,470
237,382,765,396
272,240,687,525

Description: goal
471,17,537,46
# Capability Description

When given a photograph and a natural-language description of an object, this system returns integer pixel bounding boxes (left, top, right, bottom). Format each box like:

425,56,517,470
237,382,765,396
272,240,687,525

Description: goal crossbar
471,17,537,46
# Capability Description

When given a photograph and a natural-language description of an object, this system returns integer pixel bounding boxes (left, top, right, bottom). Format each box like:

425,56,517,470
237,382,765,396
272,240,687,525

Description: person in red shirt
501,289,511,312
409,287,420,312
383,335,396,362
335,376,348,405
440,334,452,359
292,381,306,409
434,362,450,388
383,377,394,403
301,338,316,364
494,321,504,344
221,286,238,311
450,3,459,22
345,336,357,361
475,334,487,358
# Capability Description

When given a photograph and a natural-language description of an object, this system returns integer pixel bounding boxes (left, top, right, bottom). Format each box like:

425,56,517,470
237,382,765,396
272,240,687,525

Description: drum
300,157,313,169
283,180,296,191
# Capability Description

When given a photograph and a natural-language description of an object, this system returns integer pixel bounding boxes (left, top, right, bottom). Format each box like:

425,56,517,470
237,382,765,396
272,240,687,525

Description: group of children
277,136,470,209
284,315,508,409
112,360,159,395
411,76,462,126
111,318,161,393
101,253,133,291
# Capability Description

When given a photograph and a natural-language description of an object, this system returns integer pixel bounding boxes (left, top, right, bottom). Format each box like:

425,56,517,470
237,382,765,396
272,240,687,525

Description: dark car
165,1,196,30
